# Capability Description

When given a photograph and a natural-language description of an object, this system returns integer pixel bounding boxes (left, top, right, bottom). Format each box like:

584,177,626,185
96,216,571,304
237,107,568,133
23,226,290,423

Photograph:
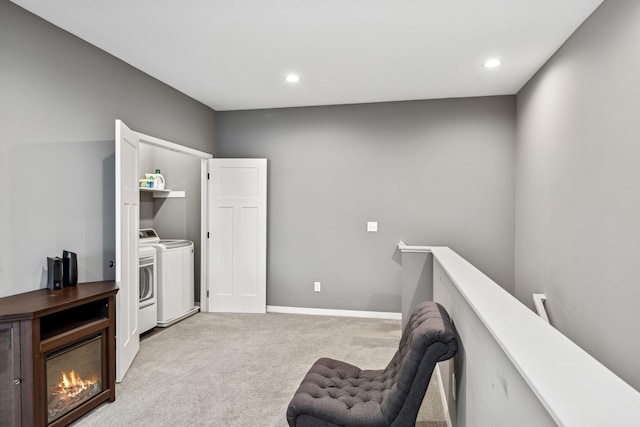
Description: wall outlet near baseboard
314,281,321,292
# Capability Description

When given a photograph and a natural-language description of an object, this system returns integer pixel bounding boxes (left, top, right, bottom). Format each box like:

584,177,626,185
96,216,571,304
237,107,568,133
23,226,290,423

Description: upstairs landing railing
398,242,640,427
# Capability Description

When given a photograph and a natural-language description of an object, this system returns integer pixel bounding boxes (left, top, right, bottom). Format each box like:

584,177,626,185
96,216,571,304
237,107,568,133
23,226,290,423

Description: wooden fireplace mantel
0,281,118,427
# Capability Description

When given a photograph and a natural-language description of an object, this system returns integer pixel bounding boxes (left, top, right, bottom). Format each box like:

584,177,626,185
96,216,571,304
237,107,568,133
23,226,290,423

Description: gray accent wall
0,1,216,297
217,97,516,312
516,0,640,390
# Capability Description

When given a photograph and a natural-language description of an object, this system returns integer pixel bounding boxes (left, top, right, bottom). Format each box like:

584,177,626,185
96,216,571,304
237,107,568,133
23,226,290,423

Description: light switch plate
367,221,378,232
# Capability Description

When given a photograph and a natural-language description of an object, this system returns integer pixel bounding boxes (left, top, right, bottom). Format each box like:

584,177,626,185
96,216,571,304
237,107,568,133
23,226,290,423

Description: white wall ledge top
413,243,640,426
397,241,440,253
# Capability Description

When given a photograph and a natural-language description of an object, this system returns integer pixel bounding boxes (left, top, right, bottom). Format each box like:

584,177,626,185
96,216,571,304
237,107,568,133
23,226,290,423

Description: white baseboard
266,305,401,320
436,364,453,427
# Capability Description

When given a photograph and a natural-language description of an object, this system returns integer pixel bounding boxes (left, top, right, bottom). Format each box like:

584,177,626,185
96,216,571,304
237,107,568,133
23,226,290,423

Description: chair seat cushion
286,357,393,427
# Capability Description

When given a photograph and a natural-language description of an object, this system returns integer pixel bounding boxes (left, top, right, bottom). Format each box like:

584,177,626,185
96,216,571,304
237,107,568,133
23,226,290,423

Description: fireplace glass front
46,334,103,424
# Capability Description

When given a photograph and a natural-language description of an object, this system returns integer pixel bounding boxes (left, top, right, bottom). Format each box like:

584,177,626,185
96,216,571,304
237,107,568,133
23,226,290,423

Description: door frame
134,130,213,313
118,128,271,317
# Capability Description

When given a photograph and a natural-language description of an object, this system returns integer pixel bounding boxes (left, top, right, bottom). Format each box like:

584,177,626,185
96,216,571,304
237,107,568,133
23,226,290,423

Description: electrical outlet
314,282,321,292
367,221,378,232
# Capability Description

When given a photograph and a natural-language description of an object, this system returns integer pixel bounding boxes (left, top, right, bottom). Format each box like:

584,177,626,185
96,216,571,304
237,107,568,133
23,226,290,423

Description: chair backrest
379,301,458,426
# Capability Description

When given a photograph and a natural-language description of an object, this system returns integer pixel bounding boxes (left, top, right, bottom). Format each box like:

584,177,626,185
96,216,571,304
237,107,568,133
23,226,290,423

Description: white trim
136,131,213,159
436,364,453,427
266,305,401,320
397,240,439,253
199,159,209,313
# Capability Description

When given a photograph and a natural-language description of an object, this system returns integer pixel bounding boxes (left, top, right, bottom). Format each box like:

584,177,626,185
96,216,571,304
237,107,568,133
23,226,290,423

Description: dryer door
139,255,155,307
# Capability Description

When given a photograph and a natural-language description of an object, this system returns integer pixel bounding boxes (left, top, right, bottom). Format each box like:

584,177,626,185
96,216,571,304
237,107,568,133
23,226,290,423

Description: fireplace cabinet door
0,321,22,427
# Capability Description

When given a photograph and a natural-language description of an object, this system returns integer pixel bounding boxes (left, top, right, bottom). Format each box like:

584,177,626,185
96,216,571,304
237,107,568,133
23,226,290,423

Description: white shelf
139,187,170,193
139,187,185,198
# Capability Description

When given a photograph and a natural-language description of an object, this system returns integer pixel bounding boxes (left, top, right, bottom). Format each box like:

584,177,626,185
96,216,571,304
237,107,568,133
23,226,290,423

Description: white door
207,159,267,313
115,120,140,382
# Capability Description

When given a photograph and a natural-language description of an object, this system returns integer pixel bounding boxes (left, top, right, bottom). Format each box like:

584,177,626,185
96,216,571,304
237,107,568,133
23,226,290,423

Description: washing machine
138,245,158,334
139,229,199,327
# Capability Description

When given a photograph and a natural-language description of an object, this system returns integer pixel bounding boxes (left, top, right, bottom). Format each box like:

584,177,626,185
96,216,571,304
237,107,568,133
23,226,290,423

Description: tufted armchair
286,301,458,427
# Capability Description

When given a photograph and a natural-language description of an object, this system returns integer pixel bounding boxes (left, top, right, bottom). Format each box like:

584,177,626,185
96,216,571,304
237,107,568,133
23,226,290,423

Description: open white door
207,159,267,313
115,120,140,382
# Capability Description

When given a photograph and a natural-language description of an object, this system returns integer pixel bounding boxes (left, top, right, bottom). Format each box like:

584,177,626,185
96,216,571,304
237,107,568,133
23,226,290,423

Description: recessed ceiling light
285,74,300,83
483,58,502,68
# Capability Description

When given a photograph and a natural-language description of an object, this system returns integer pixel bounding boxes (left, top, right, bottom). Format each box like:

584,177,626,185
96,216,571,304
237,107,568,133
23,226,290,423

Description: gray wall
0,1,216,297
516,0,640,390
217,97,516,312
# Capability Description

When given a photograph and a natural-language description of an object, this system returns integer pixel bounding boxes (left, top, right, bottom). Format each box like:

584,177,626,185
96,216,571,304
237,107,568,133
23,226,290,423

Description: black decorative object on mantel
47,257,63,290
63,250,78,286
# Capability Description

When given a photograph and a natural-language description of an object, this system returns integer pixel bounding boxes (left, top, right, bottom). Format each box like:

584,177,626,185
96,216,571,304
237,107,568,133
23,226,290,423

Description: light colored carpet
71,312,446,427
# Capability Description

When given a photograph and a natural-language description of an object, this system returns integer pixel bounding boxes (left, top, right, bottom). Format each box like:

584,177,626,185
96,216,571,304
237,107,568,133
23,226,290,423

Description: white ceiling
11,0,603,111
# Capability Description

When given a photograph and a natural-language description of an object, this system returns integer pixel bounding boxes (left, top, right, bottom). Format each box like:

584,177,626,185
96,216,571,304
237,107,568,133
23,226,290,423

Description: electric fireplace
0,281,117,427
46,335,104,423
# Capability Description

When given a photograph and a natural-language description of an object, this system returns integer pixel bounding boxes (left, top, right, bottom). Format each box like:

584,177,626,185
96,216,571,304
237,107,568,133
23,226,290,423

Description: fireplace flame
53,370,99,400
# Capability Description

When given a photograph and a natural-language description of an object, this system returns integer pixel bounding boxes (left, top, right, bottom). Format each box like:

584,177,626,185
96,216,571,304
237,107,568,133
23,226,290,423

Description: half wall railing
398,242,640,427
